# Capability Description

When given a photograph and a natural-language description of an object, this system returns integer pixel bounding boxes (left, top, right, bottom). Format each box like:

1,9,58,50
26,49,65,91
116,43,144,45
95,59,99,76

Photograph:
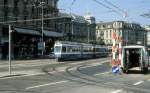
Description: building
144,25,150,46
96,21,146,46
0,0,60,59
84,14,96,43
55,13,96,43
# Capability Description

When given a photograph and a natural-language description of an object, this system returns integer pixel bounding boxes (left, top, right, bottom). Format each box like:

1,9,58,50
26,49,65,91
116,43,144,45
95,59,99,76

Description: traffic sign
112,66,120,73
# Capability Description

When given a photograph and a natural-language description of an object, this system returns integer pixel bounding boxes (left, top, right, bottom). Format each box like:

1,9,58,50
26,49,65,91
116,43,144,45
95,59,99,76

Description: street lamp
9,24,13,75
71,19,74,41
87,24,90,43
144,31,146,46
39,1,45,56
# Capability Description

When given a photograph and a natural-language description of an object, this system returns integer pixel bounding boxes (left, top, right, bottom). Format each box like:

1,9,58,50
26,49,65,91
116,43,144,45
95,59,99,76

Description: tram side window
66,46,72,52
72,47,80,52
62,46,66,53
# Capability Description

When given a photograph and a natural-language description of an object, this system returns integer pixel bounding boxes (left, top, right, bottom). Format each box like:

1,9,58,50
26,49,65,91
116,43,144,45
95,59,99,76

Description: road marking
0,73,45,80
26,80,68,90
147,79,150,81
94,72,110,76
111,89,122,93
133,81,144,85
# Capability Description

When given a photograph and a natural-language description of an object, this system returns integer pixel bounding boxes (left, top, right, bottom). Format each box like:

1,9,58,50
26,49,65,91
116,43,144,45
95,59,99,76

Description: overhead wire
104,0,124,13
104,0,128,18
92,0,125,16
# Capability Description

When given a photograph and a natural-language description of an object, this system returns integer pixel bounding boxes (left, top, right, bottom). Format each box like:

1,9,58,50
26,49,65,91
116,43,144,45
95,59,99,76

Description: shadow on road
125,70,150,75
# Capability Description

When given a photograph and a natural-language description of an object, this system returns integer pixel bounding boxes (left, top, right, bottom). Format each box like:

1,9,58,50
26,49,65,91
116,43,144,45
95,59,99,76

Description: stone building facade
56,13,96,43
145,25,150,46
0,0,59,59
96,21,146,46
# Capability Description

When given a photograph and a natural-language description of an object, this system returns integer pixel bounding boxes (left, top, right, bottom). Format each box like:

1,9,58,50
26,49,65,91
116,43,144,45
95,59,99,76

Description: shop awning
43,30,63,37
14,28,41,36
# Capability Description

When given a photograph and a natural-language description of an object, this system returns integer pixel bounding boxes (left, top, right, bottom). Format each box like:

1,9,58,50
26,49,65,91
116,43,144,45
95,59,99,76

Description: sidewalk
0,58,57,65
0,59,59,78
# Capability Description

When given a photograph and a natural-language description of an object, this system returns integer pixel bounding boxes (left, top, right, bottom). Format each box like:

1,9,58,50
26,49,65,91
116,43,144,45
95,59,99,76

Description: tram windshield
54,46,61,53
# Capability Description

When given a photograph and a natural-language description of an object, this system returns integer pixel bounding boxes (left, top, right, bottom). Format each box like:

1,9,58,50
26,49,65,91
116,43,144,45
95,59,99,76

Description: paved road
0,57,150,93
0,59,58,77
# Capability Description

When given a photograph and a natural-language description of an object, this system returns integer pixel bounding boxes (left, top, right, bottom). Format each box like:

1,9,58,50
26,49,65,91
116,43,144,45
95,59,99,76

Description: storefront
13,28,41,59
0,27,63,59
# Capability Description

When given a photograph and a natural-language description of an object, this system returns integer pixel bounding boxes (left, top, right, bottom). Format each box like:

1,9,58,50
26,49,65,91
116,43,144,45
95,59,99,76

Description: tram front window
54,46,61,53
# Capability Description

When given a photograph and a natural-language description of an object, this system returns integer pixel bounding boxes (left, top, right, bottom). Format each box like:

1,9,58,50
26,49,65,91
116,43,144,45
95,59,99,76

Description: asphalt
0,57,110,78
0,59,60,78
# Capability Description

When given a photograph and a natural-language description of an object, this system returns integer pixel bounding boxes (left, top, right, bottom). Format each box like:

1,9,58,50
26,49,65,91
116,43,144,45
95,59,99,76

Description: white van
121,45,149,73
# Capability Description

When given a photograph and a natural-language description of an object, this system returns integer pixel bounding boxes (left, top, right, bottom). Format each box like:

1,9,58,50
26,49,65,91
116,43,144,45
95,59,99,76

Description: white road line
0,73,45,80
133,81,144,85
26,80,68,90
111,89,122,93
147,79,150,81
94,72,110,76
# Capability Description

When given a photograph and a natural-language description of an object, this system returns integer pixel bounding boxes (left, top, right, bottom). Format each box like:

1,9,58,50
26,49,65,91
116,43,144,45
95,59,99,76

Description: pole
9,24,12,75
71,20,73,41
144,32,146,46
88,24,89,43
126,31,128,45
41,2,44,56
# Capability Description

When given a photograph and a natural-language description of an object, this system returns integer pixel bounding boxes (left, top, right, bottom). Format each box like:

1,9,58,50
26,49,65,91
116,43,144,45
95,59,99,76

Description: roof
15,28,41,36
43,30,63,37
58,13,87,23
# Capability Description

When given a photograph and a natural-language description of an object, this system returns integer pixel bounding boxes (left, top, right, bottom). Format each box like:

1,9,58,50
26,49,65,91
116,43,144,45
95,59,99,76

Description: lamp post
125,31,128,45
71,19,74,41
144,31,146,46
39,1,45,56
9,24,12,75
87,24,90,43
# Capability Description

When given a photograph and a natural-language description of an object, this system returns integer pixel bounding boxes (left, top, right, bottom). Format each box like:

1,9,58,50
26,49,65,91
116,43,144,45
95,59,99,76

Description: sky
58,0,150,26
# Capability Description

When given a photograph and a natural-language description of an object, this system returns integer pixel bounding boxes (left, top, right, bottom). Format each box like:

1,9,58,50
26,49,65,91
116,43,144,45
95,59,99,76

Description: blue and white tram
54,41,82,61
54,41,109,61
81,43,94,59
93,45,108,57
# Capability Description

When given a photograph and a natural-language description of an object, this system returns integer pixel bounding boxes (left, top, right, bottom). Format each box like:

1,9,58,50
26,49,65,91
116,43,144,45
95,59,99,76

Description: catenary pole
9,24,12,75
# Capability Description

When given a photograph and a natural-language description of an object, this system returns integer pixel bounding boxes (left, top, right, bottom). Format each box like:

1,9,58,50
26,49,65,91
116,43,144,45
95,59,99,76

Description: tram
54,41,108,61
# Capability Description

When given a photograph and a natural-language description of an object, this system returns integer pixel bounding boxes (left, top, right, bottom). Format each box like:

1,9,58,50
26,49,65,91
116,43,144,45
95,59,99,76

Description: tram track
43,58,150,93
70,64,150,93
